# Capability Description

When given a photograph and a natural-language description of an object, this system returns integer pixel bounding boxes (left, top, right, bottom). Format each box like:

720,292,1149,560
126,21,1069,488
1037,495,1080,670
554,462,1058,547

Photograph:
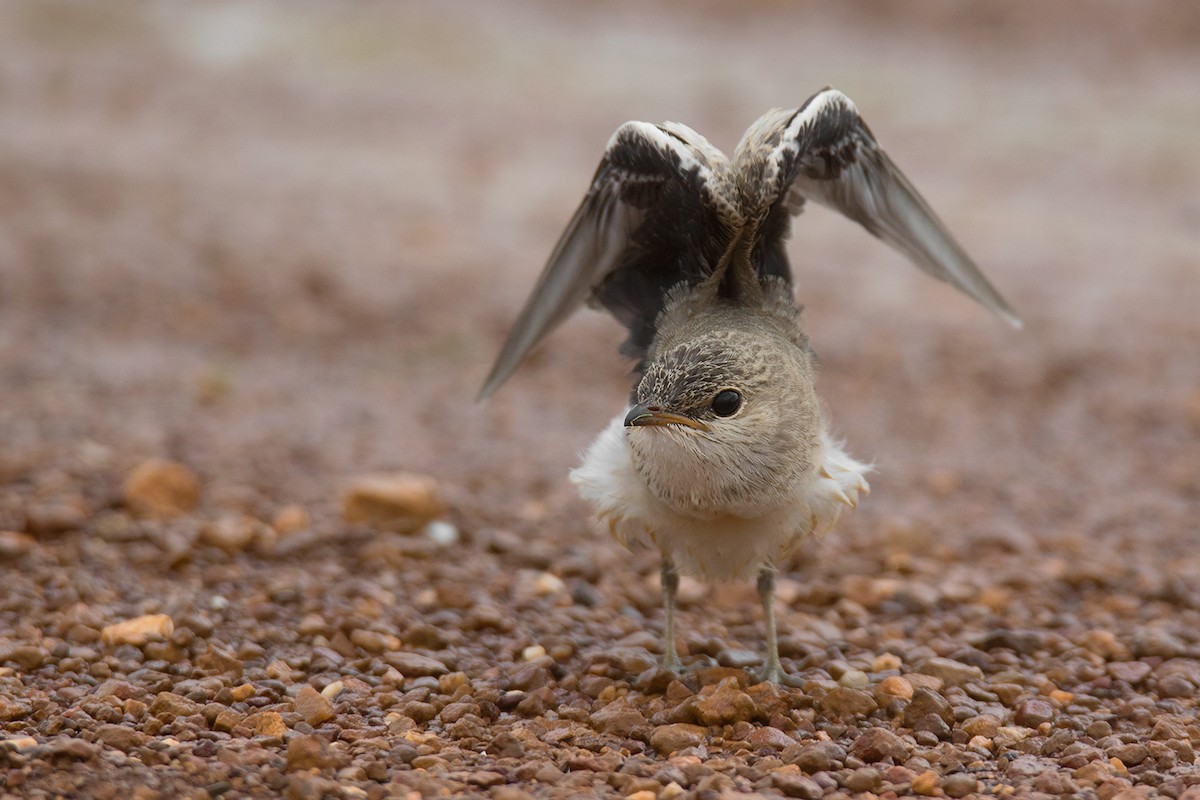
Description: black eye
711,389,742,417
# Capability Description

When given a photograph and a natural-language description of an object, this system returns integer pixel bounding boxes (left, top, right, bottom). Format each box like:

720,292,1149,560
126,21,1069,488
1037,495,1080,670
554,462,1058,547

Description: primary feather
480,87,1020,399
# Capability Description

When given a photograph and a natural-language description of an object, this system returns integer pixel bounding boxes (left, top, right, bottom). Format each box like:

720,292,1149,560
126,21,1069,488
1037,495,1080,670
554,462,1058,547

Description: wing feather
480,122,734,398
764,88,1021,327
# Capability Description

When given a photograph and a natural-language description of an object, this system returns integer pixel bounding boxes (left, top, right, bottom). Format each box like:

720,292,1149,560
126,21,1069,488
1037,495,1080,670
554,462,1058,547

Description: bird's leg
756,565,785,684
661,558,683,673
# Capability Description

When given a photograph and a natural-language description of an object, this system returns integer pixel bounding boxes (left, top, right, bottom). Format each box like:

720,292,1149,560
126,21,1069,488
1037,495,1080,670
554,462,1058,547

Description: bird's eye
711,389,742,417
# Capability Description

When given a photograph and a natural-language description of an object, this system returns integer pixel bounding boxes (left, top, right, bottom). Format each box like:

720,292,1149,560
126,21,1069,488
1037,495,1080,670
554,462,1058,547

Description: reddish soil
1,2,1198,798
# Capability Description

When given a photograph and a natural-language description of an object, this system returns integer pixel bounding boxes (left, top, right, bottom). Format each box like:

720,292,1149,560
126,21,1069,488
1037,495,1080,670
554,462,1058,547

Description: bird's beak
624,403,710,432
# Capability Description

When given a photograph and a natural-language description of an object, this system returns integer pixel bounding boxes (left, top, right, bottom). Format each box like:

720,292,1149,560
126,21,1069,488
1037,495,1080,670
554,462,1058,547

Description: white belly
570,414,871,582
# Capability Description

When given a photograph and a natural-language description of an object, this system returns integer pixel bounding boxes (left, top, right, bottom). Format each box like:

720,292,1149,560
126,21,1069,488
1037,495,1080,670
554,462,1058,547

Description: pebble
903,687,955,726
95,724,145,751
122,459,201,519
150,691,200,719
746,726,795,749
772,769,823,799
851,727,908,763
271,504,311,534
341,473,444,533
285,734,335,771
876,675,914,701
1013,698,1056,728
200,515,262,552
650,723,706,755
0,530,35,558
943,773,979,797
25,497,88,534
837,669,870,688
295,685,335,726
819,686,877,717
101,614,174,647
786,741,846,772
422,519,459,546
0,644,44,670
249,711,287,737
383,651,448,676
844,767,882,792
911,770,940,795
694,678,757,726
1107,661,1152,684
961,713,1002,737
917,657,983,687
589,698,647,737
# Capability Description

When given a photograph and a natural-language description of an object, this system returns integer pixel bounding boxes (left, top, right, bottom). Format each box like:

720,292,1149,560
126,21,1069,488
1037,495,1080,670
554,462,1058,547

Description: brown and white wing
758,88,1021,327
480,121,736,399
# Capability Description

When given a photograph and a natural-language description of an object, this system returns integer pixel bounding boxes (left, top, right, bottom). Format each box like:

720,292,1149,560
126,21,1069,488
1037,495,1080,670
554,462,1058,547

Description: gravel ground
2,2,1199,798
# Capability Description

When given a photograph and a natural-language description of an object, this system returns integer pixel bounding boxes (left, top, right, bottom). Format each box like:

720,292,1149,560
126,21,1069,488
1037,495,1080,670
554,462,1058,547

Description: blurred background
0,0,1197,556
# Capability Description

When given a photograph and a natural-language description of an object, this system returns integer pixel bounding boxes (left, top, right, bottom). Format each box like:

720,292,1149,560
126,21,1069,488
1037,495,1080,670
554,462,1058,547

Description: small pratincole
481,87,1019,683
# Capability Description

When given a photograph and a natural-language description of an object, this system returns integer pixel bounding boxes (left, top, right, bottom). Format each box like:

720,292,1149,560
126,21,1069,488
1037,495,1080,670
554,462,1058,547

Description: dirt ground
1,2,1199,798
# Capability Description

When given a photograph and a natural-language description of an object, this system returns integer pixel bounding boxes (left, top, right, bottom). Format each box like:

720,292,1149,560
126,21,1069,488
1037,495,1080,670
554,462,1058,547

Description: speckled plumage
482,87,1019,682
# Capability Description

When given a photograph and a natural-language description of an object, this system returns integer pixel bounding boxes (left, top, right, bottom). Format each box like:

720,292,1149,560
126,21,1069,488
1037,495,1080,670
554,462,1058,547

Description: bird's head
624,316,820,517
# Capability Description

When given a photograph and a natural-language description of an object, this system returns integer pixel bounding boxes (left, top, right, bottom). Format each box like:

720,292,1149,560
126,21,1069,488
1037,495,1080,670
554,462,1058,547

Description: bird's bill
623,404,710,432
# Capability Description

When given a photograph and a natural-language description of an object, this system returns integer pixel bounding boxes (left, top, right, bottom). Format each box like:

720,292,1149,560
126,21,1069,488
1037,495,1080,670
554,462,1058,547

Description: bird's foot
754,660,802,687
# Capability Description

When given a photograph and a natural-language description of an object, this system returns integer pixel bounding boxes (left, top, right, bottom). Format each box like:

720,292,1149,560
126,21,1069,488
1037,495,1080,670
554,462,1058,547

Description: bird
480,87,1020,683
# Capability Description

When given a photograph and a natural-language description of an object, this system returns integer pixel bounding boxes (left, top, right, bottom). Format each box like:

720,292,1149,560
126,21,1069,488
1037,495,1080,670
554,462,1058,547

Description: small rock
249,711,287,737
650,723,706,755
95,724,145,751
285,734,335,772
1013,698,1056,728
589,698,646,737
0,531,35,558
4,735,38,751
196,644,243,677
486,731,525,759
422,519,459,546
961,713,1002,738
851,727,908,763
943,773,979,798
200,515,262,553
773,770,823,799
350,629,400,653
150,691,200,719
341,473,444,533
101,614,174,647
917,657,983,687
716,648,761,669
911,770,940,796
785,741,846,771
819,686,877,717
876,675,914,701
383,651,448,676
0,645,45,671
844,767,882,792
1107,743,1148,766
903,687,955,727
271,504,310,534
1107,661,1152,684
48,737,99,761
25,498,88,534
295,685,335,726
694,678,757,725
747,726,795,749
838,669,870,688
122,459,201,519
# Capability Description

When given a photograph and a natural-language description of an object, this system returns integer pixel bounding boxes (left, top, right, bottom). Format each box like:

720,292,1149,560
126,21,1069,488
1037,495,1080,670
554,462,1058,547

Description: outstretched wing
479,121,737,399
751,88,1021,327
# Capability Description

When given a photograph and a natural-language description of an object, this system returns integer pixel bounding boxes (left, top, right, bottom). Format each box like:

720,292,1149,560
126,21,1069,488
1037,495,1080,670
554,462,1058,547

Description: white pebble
423,520,459,546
